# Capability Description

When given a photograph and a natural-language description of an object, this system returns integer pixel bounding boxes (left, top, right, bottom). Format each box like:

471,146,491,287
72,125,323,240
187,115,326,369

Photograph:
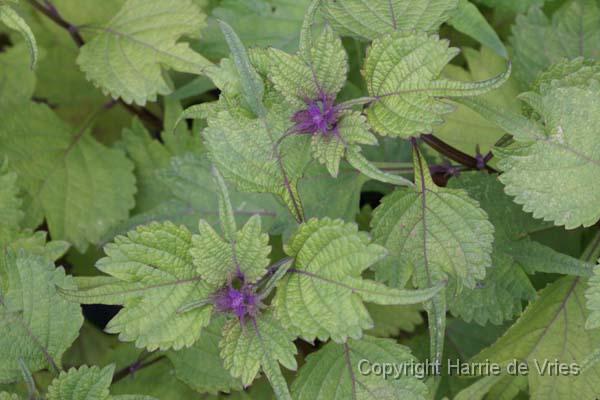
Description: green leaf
0,102,136,251
77,0,212,105
321,0,458,40
345,146,414,186
0,43,37,106
167,317,242,394
219,312,297,388
447,173,592,324
0,251,83,382
191,214,270,287
496,84,600,229
218,20,266,118
510,2,600,86
274,218,441,343
265,25,347,108
447,0,507,59
473,277,600,400
116,119,173,213
364,303,423,337
0,3,37,69
47,364,156,400
291,335,428,400
203,105,311,222
0,160,23,244
433,46,521,156
371,153,494,290
0,393,19,400
199,0,311,60
61,222,213,351
364,31,510,138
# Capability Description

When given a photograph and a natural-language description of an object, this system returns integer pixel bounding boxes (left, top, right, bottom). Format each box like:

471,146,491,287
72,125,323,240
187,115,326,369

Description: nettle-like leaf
61,222,213,351
167,316,242,395
0,1,37,68
364,303,423,338
0,251,83,382
364,31,510,138
274,218,443,343
0,102,135,251
448,173,592,325
473,277,600,400
495,82,600,229
371,152,494,290
320,0,458,40
77,0,212,105
291,335,428,400
47,364,156,400
0,43,37,106
0,160,23,244
586,257,600,329
219,311,297,389
510,1,600,86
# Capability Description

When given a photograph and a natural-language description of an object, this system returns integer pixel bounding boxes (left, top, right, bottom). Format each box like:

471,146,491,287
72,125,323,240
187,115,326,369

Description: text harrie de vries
357,359,581,380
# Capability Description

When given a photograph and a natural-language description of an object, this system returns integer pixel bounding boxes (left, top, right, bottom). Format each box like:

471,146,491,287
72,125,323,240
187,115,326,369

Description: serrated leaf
0,251,83,382
447,173,592,324
364,31,510,138
274,218,441,343
191,215,270,287
473,277,600,400
371,153,494,290
510,2,600,86
203,106,311,222
61,222,213,351
167,317,242,394
0,3,37,69
77,0,212,105
47,364,157,400
219,312,297,388
496,85,600,229
0,43,37,105
0,102,136,251
291,335,428,400
321,0,458,40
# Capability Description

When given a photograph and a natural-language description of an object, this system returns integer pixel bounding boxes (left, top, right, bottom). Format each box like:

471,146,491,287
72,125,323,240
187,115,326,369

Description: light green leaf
371,153,494,290
0,3,37,69
291,335,428,400
61,222,213,351
219,312,297,388
203,105,311,222
0,251,83,382
473,277,600,400
433,46,520,156
496,85,600,229
346,146,414,186
0,43,37,105
364,31,510,138
0,102,136,251
266,25,347,108
47,364,157,400
167,317,242,394
510,2,600,86
191,215,270,287
365,303,423,337
447,0,507,59
321,0,458,40
275,218,440,343
77,0,212,105
0,393,19,400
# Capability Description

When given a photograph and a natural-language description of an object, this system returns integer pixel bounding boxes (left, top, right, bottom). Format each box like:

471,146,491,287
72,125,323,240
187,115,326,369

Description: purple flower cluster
291,93,340,136
213,284,260,322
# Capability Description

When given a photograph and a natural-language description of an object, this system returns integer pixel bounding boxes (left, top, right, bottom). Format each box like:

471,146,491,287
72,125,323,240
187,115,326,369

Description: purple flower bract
214,285,259,320
292,93,340,136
